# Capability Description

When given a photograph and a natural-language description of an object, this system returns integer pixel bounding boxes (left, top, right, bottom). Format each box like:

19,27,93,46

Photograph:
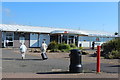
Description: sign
64,31,68,33
96,37,99,41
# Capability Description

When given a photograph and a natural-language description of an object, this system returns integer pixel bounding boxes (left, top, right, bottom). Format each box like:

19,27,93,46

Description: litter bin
69,49,82,73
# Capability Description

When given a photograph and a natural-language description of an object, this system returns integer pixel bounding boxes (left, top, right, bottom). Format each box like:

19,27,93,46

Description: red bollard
97,45,101,73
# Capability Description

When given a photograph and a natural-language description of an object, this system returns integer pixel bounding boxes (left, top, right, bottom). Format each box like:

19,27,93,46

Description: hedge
101,38,120,59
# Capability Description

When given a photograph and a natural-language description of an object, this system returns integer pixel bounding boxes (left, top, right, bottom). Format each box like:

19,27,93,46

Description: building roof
0,24,115,37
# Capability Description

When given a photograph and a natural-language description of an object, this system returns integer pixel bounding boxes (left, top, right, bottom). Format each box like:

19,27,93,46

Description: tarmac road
2,49,119,74
2,49,69,73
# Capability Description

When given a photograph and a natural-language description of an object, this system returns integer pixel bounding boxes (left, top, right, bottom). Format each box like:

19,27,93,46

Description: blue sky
2,2,118,33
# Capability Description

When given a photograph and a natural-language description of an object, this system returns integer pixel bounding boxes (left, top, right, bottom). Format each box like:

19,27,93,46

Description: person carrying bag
41,41,48,60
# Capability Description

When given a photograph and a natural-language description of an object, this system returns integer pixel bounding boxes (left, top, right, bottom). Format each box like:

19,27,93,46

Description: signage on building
64,31,68,33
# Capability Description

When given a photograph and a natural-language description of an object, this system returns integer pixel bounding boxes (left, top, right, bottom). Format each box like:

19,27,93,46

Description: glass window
102,37,114,42
79,36,90,41
19,37,25,43
91,37,102,42
5,32,14,47
2,32,4,41
6,32,14,41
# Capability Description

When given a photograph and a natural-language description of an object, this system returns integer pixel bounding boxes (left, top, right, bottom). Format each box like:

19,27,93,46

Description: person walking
92,41,95,50
41,41,48,60
20,43,27,59
41,41,47,53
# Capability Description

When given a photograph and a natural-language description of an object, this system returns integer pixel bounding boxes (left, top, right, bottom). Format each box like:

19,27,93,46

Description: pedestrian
41,41,48,53
20,43,27,59
6,40,9,47
92,41,95,50
41,41,48,60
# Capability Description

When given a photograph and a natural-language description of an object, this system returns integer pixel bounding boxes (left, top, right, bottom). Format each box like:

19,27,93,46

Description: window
79,36,90,41
19,37,25,43
5,32,14,47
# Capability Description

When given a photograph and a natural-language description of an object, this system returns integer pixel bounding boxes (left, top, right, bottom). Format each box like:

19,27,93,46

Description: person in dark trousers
40,41,48,60
41,41,48,54
92,41,95,50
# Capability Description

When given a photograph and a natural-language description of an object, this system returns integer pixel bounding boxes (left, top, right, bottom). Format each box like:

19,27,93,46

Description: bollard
69,49,82,73
97,45,101,73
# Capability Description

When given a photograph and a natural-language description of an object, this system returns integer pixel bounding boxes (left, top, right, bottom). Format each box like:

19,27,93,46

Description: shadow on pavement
108,65,120,67
36,70,95,74
82,49,97,50
88,53,97,57
2,58,43,61
36,71,83,74
64,57,70,58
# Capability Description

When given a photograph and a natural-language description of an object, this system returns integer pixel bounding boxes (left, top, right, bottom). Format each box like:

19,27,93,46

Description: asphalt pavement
2,49,69,73
1,48,119,78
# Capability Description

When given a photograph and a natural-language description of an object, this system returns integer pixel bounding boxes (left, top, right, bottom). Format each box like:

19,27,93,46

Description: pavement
2,72,118,78
1,48,120,78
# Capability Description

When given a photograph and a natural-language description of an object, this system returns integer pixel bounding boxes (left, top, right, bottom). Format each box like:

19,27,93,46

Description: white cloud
4,8,10,13
3,8,11,16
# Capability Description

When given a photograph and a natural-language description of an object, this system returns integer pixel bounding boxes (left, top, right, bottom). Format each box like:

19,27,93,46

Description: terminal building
0,24,115,48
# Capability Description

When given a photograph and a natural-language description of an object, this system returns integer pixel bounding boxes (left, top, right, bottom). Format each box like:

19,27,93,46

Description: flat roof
0,24,115,37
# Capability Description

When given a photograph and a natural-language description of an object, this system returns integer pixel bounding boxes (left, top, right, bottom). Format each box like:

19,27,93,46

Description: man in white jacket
41,41,48,60
41,41,48,54
20,43,27,59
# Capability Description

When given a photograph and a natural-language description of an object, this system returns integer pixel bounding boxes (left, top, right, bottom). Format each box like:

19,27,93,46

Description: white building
0,24,115,48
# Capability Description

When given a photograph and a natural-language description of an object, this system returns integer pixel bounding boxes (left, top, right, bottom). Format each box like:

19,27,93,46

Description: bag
41,53,48,60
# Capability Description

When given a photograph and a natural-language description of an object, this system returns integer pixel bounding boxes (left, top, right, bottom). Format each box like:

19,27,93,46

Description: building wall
14,32,30,48
0,31,2,48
